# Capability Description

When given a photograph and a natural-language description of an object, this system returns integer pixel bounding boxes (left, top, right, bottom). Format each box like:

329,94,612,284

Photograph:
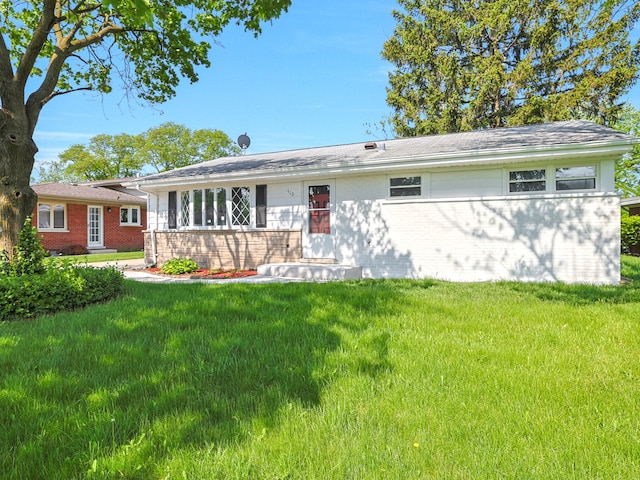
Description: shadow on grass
505,281,640,305
503,256,640,306
0,279,420,478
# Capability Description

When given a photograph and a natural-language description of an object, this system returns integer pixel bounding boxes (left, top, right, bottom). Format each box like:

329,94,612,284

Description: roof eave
125,139,636,191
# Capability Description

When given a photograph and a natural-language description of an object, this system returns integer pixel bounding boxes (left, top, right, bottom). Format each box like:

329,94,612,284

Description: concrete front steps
257,261,362,281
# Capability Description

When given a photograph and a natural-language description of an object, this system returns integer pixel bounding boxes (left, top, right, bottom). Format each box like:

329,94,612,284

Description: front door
303,180,336,259
87,206,104,248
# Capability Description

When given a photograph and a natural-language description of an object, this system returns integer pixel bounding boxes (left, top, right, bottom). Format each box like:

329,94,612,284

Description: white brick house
124,121,637,284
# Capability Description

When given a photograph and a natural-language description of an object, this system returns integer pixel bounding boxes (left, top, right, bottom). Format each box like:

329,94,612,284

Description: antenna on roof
237,133,251,156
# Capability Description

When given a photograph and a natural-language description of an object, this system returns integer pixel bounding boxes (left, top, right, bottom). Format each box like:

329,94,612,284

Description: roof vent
364,142,377,150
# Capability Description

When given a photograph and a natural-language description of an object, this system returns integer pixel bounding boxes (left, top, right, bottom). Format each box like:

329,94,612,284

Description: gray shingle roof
621,196,640,207
33,183,146,205
129,120,637,185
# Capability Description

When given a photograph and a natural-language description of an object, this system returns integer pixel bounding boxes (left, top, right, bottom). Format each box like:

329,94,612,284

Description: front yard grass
1,257,639,478
59,251,145,264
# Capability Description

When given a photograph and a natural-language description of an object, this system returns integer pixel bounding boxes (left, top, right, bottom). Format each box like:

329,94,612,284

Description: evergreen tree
382,0,640,136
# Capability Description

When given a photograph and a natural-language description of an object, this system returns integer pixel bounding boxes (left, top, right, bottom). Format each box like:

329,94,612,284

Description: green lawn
58,251,145,264
1,257,639,479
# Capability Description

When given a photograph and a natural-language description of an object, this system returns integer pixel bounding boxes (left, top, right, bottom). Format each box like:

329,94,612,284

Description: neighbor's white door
302,180,336,259
87,206,104,248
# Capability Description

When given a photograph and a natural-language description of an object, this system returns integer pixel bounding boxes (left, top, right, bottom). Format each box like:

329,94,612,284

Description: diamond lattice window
180,191,190,226
231,187,250,226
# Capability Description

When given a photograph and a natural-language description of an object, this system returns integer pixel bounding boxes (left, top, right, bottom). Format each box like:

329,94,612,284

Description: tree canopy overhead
0,0,290,254
382,0,640,136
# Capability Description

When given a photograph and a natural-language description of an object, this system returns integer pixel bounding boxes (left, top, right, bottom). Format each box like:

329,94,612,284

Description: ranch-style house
124,120,637,284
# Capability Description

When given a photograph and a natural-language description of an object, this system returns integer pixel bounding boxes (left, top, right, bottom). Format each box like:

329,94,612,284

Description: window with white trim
231,187,251,226
38,203,66,230
120,206,141,226
180,191,190,227
389,176,421,197
509,169,546,192
193,189,203,226
556,166,596,191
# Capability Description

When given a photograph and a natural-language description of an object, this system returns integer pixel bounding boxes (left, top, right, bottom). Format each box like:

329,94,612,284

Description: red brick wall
33,203,146,253
103,206,147,250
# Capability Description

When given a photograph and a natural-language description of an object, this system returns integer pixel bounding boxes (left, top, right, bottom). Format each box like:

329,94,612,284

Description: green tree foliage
621,215,640,252
137,122,240,173
0,0,290,255
41,133,143,182
614,104,640,197
37,123,240,181
382,0,640,136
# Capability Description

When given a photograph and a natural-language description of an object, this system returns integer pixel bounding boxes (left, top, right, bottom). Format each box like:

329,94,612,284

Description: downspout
137,185,159,266
150,191,158,265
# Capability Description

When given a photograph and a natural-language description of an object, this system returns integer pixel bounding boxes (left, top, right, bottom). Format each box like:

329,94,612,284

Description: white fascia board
126,140,636,190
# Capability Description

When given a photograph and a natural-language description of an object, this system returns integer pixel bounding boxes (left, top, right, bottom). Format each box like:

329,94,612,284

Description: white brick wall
334,185,620,284
142,159,621,284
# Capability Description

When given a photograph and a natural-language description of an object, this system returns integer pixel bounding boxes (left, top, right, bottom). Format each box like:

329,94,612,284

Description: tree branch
0,34,14,88
25,22,126,133
44,86,93,103
14,0,58,88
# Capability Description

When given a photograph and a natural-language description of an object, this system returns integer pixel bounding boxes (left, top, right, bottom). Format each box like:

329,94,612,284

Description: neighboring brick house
32,181,147,254
621,197,640,217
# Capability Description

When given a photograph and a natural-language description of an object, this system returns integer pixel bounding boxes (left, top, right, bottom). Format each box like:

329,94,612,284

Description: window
390,176,421,197
509,169,546,192
193,189,203,226
168,191,177,229
180,191,190,227
256,185,267,228
309,185,331,234
216,188,227,226
38,203,65,229
120,206,141,226
556,166,596,191
205,188,227,227
231,187,250,226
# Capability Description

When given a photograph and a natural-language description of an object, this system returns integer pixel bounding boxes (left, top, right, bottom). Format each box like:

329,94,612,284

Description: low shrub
59,245,90,256
0,216,47,276
621,215,640,253
0,217,124,320
0,266,124,320
160,258,199,275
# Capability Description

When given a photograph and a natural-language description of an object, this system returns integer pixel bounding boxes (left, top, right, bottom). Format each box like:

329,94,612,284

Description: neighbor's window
556,166,596,191
509,169,546,192
390,176,421,197
231,187,250,226
38,203,65,229
120,206,141,226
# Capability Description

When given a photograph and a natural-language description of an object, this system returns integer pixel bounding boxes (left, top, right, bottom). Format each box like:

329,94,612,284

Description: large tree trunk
0,108,38,257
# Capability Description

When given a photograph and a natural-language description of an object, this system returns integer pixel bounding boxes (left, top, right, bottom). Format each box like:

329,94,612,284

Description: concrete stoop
257,262,362,281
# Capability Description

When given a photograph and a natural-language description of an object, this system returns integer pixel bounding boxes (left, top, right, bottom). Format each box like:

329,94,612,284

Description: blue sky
33,1,397,175
32,0,640,177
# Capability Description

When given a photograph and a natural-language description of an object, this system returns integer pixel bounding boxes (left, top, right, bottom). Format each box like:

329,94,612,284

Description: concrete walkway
89,258,304,284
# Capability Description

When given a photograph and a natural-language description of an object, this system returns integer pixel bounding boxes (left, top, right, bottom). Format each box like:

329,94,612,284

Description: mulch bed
144,267,258,280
